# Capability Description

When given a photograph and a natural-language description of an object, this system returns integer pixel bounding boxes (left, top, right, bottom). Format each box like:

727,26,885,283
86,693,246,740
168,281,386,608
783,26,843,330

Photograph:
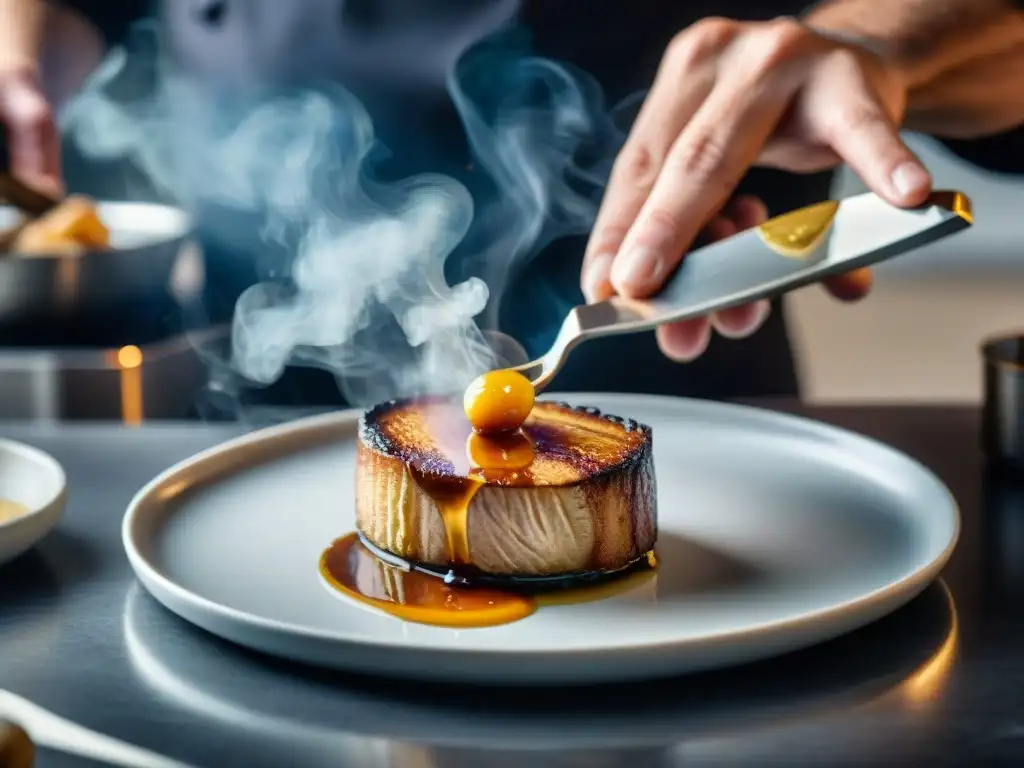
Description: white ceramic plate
122,394,959,685
0,438,67,567
121,581,956,753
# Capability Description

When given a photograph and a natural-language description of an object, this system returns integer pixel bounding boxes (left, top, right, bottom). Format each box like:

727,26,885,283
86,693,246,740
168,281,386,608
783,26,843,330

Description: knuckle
690,17,739,47
590,222,630,254
670,132,735,189
822,105,886,143
667,17,737,66
644,207,686,241
753,18,811,70
611,142,661,189
10,95,52,130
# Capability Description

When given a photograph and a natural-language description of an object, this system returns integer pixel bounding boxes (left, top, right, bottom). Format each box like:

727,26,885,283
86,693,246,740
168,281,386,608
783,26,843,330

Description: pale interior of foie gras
1,196,110,256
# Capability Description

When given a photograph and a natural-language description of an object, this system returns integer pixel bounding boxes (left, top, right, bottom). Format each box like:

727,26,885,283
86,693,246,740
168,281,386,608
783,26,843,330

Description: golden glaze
320,533,535,628
320,532,658,628
408,471,483,567
463,369,536,434
466,430,535,475
355,398,656,577
757,199,840,258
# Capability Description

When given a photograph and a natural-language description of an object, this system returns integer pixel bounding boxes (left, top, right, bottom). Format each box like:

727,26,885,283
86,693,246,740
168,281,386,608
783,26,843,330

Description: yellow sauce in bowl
0,499,30,524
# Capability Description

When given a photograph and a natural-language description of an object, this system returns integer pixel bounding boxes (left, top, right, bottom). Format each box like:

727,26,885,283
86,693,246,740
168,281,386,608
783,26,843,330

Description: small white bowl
0,438,67,567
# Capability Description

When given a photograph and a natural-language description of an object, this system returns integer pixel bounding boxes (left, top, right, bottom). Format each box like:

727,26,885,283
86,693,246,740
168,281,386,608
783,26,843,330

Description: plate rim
122,393,960,659
121,577,958,748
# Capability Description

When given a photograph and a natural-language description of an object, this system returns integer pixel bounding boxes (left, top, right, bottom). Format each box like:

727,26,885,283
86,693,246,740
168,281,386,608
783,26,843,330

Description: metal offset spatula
514,189,973,392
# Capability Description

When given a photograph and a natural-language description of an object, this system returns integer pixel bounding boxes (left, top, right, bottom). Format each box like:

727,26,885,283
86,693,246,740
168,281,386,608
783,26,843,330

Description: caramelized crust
355,398,657,577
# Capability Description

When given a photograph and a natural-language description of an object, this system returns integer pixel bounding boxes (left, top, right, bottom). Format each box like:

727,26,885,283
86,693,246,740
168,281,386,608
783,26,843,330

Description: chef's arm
0,0,46,73
805,0,1024,137
0,0,104,187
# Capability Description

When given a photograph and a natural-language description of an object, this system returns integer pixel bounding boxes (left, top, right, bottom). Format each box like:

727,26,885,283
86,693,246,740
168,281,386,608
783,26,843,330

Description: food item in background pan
8,196,111,256
317,396,658,628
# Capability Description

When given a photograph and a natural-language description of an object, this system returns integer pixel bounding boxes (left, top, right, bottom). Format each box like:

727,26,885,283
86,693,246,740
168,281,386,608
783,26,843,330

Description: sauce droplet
463,369,535,434
409,470,482,567
466,429,535,475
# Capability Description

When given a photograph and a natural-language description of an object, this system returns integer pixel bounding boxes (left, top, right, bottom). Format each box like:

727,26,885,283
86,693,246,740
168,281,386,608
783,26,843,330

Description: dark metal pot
0,201,203,335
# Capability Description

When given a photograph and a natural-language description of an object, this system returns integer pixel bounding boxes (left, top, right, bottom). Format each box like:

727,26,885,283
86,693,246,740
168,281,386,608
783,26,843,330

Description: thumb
811,61,930,207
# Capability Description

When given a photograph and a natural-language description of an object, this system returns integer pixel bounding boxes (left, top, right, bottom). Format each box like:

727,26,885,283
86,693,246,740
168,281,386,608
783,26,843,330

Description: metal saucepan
0,201,204,333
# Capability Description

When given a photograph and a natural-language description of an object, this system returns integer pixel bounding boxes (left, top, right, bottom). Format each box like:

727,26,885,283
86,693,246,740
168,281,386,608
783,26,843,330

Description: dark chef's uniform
60,0,1024,408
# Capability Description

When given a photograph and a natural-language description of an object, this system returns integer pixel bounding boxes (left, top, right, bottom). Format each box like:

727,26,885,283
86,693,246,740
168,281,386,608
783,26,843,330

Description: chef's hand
0,66,62,196
582,16,930,362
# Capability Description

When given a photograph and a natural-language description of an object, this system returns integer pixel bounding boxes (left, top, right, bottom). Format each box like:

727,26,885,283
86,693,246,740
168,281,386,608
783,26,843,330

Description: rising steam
60,17,620,407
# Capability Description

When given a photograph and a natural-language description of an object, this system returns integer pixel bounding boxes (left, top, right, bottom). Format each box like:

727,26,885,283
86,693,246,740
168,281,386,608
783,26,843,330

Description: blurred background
790,133,1024,404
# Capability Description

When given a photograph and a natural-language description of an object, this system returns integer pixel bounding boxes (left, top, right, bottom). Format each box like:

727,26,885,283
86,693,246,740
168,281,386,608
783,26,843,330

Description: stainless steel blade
574,189,972,339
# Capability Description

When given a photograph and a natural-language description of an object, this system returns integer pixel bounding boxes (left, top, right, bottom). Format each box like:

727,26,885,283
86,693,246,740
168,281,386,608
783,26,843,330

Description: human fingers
610,20,814,300
581,18,734,303
0,73,62,194
710,195,772,337
823,267,874,302
802,49,930,207
654,212,738,362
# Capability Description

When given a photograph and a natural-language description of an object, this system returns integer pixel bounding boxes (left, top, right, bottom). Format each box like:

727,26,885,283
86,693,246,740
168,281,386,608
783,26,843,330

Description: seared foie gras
356,398,656,578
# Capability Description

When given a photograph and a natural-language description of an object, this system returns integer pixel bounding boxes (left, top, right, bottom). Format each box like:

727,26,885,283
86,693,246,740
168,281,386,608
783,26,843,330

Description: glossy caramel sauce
320,532,656,628
410,429,534,568
757,199,839,258
463,369,535,434
333,398,656,627
320,532,536,627
399,402,643,572
369,399,648,488
466,429,535,475
409,471,483,567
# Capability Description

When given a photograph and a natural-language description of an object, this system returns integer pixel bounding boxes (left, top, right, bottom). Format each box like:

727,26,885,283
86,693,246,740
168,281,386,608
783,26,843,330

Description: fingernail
582,252,614,303
891,162,931,201
611,246,664,296
714,299,772,339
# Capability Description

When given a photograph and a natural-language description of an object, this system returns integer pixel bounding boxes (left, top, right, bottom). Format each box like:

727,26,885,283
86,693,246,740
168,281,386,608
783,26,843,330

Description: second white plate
122,394,959,685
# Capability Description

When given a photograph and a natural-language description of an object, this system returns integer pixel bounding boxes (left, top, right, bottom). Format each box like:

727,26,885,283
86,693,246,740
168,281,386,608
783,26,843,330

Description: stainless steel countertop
1,404,1022,767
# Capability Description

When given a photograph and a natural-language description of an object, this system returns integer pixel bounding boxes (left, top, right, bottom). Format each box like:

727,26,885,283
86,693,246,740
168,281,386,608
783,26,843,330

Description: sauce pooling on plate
319,532,657,628
320,532,536,628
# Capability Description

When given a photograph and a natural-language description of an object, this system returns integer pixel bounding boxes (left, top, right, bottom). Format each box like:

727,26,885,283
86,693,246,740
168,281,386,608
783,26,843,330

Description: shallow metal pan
0,201,203,332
